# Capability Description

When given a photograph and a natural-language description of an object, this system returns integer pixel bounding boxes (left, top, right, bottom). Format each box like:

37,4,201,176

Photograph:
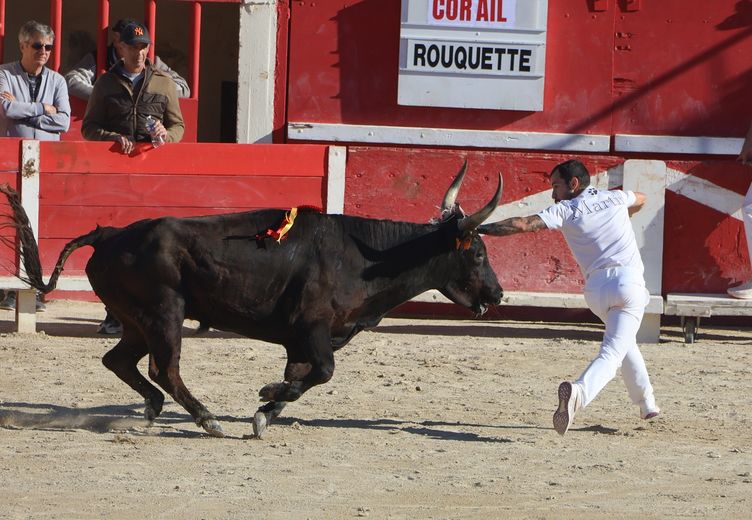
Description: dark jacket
82,60,184,143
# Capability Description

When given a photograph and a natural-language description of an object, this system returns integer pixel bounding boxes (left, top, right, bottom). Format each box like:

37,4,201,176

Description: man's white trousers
579,266,656,412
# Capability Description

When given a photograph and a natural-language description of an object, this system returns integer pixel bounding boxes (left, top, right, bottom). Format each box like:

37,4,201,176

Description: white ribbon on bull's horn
439,160,503,231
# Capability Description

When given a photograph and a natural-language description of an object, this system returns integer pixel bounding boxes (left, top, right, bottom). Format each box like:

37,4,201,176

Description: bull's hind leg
142,302,224,438
102,330,165,423
253,323,334,437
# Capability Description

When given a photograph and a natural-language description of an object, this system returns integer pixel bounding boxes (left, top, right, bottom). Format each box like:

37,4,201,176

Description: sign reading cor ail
428,0,517,27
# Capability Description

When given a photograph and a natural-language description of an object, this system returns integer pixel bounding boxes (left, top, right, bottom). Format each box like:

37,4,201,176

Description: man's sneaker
97,313,123,335
0,291,16,310
727,280,752,299
553,381,583,435
0,291,47,312
640,403,661,420
35,293,46,313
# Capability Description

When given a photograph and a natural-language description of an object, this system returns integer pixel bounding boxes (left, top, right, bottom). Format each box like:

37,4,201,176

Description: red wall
285,0,752,295
287,0,750,136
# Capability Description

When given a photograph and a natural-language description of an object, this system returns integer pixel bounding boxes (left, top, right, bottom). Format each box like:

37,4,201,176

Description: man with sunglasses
0,20,70,140
0,20,70,313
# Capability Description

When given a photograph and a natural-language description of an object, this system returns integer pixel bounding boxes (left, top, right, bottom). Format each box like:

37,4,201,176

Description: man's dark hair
111,18,137,34
551,159,590,189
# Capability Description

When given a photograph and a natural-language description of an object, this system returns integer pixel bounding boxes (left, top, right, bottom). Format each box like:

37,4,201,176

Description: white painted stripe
288,122,611,152
326,146,346,214
236,2,277,143
615,134,743,155
0,276,91,291
19,141,40,281
413,290,664,314
623,160,666,299
665,167,743,221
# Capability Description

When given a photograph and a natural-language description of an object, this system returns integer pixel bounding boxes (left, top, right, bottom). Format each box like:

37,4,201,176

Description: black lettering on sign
519,49,532,72
494,48,507,69
414,44,427,66
507,48,519,70
427,45,440,67
481,47,493,70
456,46,467,69
409,41,537,75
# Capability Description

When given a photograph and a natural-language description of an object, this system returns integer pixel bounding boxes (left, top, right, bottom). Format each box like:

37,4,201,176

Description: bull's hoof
259,382,288,402
144,395,164,423
252,411,268,438
201,418,225,438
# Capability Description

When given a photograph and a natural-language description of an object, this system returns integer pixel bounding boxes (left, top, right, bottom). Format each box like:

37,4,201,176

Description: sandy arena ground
0,300,751,519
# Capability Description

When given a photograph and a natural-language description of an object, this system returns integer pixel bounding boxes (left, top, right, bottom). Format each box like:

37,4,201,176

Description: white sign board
398,0,549,111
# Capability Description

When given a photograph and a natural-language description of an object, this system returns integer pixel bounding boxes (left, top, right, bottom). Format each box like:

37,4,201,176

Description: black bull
0,164,503,437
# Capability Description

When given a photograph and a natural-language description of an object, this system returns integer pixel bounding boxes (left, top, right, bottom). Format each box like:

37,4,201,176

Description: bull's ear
441,160,468,212
458,173,502,232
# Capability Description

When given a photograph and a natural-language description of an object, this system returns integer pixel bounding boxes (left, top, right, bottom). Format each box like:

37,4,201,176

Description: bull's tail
0,184,109,294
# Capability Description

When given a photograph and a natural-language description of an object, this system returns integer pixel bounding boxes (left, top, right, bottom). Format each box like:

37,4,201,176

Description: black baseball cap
119,22,151,46
111,18,136,34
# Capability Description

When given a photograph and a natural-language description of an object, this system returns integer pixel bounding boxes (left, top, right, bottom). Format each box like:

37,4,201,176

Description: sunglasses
30,42,54,52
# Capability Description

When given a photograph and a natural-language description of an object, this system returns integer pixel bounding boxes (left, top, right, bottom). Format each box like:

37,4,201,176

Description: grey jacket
65,48,190,100
0,61,71,140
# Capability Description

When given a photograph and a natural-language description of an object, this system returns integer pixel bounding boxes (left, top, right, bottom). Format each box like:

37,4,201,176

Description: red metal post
0,0,5,63
97,0,109,76
49,0,62,71
144,0,156,62
189,1,201,99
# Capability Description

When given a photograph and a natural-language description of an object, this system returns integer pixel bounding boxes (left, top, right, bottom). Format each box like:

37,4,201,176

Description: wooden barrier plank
39,175,323,209
40,141,329,176
0,138,21,171
38,205,305,238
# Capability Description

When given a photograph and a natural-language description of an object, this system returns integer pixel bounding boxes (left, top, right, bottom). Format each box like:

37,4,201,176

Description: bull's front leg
253,324,335,438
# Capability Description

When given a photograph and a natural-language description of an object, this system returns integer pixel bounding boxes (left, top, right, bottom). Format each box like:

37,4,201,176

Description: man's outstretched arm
478,215,547,237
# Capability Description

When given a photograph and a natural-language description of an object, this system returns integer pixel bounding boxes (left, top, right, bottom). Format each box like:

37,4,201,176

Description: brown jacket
82,61,184,143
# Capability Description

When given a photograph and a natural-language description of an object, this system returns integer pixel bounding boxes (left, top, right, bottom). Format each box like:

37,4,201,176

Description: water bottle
146,115,165,148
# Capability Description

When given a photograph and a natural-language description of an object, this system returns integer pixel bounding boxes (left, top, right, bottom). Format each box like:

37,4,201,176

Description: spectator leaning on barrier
65,18,190,101
478,159,661,435
0,19,71,313
82,21,184,155
727,123,752,299
81,21,184,334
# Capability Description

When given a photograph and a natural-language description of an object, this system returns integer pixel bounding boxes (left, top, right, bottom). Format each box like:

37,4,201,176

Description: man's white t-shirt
537,187,644,279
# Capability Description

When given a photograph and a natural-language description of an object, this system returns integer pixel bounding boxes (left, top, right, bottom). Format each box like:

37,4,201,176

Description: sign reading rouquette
406,40,534,76
398,0,548,111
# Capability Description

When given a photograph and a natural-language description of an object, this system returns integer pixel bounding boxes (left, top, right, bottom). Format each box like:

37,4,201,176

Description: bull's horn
458,173,503,232
441,160,468,211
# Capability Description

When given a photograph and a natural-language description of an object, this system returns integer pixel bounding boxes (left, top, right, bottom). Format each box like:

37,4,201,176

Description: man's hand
42,104,58,115
149,118,169,142
738,140,752,166
115,135,134,154
0,91,16,102
738,123,752,166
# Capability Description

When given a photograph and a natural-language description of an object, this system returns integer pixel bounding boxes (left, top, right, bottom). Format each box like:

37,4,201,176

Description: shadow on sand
0,400,551,442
